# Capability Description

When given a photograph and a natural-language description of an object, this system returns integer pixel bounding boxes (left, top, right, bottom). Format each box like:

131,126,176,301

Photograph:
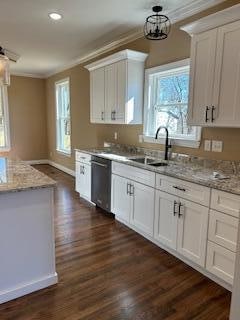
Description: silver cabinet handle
129,184,134,196
205,106,210,123
173,200,178,216
211,106,215,122
178,203,184,218
111,111,116,121
101,111,104,121
91,161,108,168
127,183,130,195
173,186,186,192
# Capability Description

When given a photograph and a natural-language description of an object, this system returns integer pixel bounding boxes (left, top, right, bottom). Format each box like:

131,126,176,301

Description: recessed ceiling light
49,13,62,21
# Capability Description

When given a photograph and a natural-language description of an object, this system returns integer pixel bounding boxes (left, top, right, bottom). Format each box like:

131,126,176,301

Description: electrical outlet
139,135,143,143
204,140,211,152
114,132,118,140
212,140,223,152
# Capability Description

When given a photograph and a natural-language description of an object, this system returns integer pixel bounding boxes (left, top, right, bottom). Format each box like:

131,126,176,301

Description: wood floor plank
0,165,231,320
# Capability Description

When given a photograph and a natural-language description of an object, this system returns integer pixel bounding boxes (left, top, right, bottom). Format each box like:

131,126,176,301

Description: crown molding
11,72,45,79
168,0,226,24
45,29,143,78
85,49,148,71
181,3,240,35
15,0,226,79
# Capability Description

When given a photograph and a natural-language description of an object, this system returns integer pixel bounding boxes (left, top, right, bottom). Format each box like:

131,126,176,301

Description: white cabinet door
115,60,127,122
154,191,178,250
75,162,91,201
105,63,117,122
111,174,131,223
206,241,235,285
188,29,217,126
130,182,155,237
212,20,240,127
90,67,105,123
75,161,81,193
177,199,209,267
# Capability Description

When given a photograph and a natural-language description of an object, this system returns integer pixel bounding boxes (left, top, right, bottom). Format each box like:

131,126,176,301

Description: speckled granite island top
76,144,240,196
0,157,56,194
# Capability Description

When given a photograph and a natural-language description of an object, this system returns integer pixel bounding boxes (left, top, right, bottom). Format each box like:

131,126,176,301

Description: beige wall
6,76,48,160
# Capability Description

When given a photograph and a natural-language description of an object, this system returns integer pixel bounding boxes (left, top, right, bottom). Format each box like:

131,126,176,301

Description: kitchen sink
148,162,168,167
128,157,156,164
129,157,168,167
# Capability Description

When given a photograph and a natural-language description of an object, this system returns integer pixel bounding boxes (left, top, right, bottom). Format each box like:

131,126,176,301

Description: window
144,59,201,148
0,86,10,151
55,78,71,155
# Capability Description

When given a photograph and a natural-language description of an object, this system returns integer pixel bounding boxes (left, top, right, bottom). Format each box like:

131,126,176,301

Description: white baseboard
25,159,75,177
26,159,49,165
0,273,58,304
48,160,75,177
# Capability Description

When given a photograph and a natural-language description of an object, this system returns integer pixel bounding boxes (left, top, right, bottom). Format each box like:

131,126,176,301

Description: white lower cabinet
154,191,178,250
111,174,131,224
111,174,155,237
130,181,155,236
177,199,209,267
154,191,208,267
111,161,240,289
75,160,91,201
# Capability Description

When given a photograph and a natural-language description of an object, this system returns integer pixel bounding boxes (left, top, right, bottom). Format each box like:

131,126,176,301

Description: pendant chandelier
144,6,171,40
0,47,10,86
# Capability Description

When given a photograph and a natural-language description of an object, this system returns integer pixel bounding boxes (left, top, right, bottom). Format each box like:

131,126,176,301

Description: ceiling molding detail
41,0,226,78
11,72,45,79
168,0,226,23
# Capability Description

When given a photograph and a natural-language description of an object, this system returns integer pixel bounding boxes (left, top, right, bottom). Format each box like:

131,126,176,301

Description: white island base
0,187,58,304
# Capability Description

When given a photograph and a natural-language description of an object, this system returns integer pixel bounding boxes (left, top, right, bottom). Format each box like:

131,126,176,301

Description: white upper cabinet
182,4,240,127
85,49,148,124
188,29,217,125
212,21,240,127
90,67,105,123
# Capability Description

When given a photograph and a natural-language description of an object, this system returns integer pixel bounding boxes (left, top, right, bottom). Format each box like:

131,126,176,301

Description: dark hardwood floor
0,165,231,320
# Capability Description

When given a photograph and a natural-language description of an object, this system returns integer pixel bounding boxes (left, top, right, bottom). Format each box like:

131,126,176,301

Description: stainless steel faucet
155,126,172,161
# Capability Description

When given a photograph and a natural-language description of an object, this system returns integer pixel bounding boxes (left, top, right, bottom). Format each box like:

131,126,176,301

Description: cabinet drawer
206,241,235,285
211,189,240,218
75,151,92,164
156,174,210,206
208,210,239,252
112,162,155,187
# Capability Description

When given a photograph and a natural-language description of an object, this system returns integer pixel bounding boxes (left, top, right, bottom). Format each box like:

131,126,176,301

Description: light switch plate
212,140,223,152
204,140,211,152
114,132,118,140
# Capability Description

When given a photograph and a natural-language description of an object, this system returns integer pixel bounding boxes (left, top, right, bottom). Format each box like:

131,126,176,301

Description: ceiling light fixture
144,6,171,40
49,13,62,21
0,47,10,86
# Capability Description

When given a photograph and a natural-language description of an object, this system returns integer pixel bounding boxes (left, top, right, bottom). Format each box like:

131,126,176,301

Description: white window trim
0,86,11,152
143,58,201,149
55,77,71,156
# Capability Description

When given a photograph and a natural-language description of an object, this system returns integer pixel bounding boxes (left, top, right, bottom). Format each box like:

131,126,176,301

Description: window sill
143,136,201,149
0,147,11,153
56,149,72,157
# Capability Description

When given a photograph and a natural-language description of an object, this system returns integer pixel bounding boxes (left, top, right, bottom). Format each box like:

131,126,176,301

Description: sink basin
129,157,156,165
149,162,168,167
129,157,168,167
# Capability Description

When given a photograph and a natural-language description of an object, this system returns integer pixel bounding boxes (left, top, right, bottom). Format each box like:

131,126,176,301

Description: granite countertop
0,157,56,194
76,146,240,196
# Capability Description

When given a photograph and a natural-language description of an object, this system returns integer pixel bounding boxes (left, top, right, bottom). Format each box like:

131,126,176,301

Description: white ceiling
0,0,225,77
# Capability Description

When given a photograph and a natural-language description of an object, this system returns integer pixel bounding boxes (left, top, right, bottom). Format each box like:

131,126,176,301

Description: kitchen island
0,157,57,304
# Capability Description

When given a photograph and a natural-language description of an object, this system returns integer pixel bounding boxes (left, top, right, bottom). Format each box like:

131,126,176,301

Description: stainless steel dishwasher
91,156,111,212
